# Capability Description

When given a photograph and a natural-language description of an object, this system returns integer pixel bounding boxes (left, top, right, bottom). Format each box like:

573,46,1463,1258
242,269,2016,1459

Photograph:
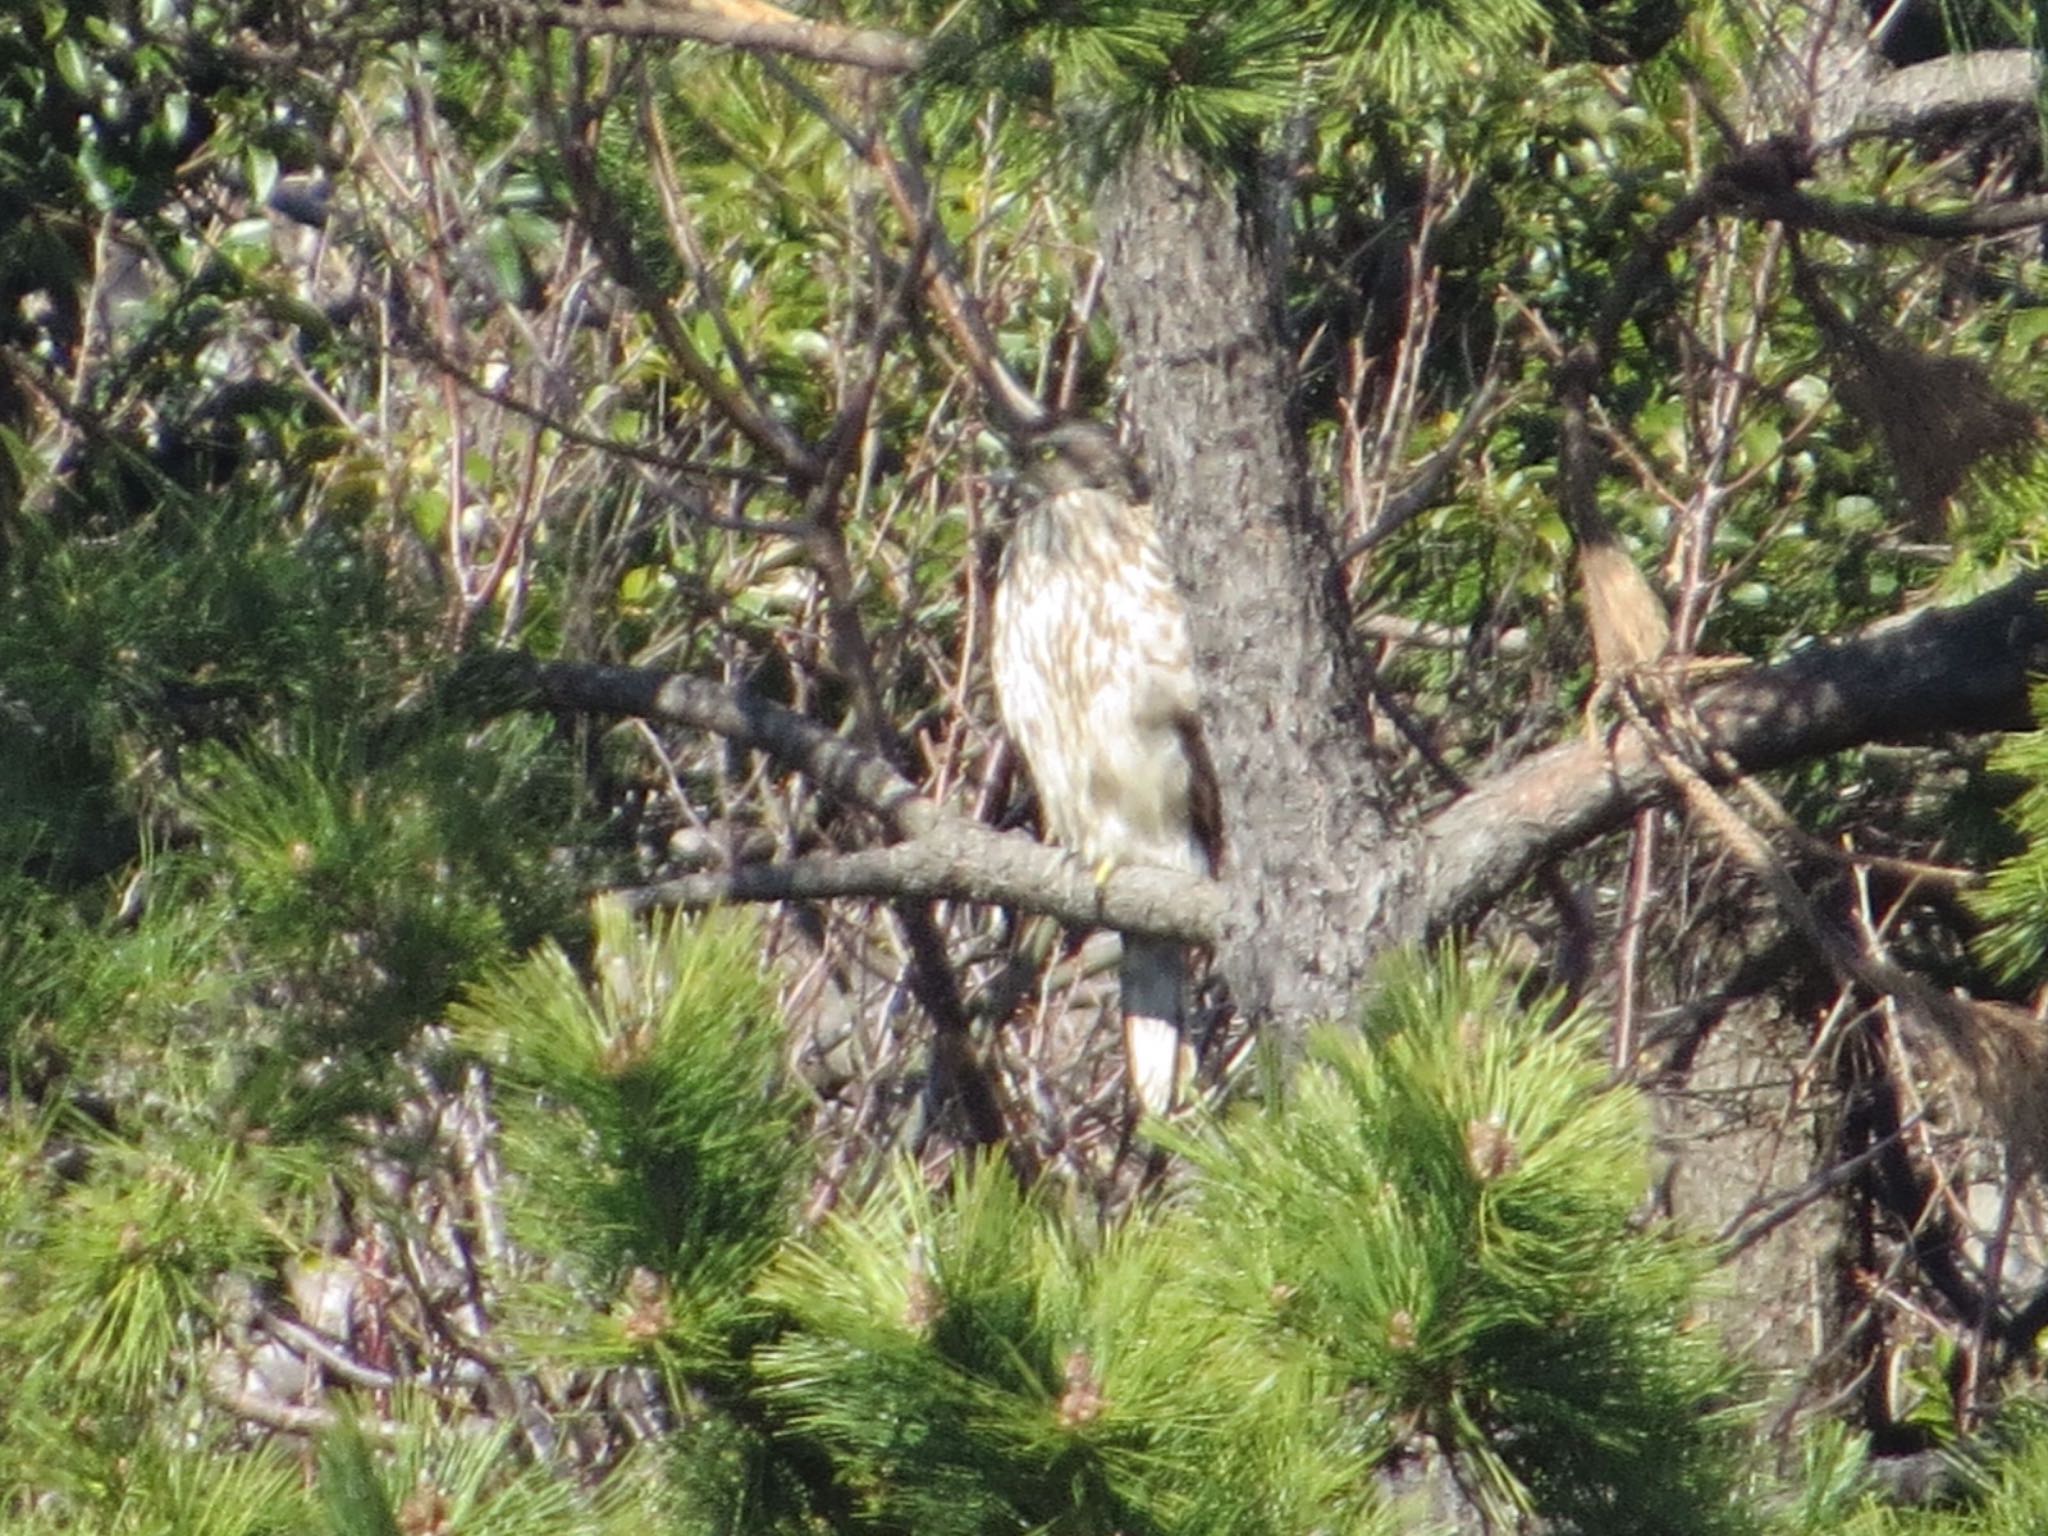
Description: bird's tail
1119,934,1191,1117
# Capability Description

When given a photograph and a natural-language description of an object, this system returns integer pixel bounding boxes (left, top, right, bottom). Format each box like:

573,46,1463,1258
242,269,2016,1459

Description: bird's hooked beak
984,463,1023,521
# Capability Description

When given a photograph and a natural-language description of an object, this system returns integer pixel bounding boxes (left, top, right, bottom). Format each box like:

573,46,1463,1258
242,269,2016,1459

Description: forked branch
477,568,2048,947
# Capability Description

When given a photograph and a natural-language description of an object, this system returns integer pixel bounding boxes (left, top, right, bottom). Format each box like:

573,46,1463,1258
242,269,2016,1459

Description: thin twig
1720,1114,1923,1255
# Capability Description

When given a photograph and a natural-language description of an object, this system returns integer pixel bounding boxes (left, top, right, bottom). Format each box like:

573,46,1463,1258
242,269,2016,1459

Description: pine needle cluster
758,1157,1368,1536
914,0,1567,168
452,900,806,1375
753,950,1746,1535
1971,676,2048,982
1169,951,1744,1532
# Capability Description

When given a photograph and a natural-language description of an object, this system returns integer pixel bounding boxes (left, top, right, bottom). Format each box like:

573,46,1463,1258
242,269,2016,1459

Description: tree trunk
1095,149,1401,1033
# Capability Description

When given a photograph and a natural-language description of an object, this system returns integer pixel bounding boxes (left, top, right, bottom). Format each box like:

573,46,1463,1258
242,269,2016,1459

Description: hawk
991,422,1223,1115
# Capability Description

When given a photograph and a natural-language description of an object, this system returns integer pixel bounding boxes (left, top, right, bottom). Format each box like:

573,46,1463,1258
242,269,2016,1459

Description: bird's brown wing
1176,710,1224,878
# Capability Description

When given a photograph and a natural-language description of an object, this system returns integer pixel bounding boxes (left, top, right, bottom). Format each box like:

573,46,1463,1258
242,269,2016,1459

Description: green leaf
2010,307,2048,352
409,488,449,540
52,36,91,95
157,89,189,146
244,144,279,206
479,219,529,301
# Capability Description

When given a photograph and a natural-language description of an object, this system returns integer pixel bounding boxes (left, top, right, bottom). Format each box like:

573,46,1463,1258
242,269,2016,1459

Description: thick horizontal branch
497,571,2047,952
497,0,923,73
518,656,936,837
1412,571,2048,937
502,654,1221,941
1855,50,2036,138
1753,186,2048,243
616,829,1220,942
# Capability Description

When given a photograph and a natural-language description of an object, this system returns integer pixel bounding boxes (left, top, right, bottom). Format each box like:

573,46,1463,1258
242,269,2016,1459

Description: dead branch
1340,372,1507,560
505,653,1221,940
549,86,822,481
1753,186,2048,243
1415,570,2048,937
614,829,1217,942
501,564,2047,948
203,1379,402,1443
492,0,924,75
867,121,1051,436
518,655,936,834
1852,49,2036,139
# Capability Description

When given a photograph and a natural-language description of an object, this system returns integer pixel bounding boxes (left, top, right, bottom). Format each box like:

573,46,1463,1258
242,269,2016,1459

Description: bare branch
254,1311,399,1391
547,72,822,480
1340,373,1507,560
396,326,787,495
1414,571,2048,937
1853,49,2036,138
869,119,1052,436
1752,186,2048,243
496,0,924,74
507,654,1221,940
508,568,2047,950
1720,1116,1922,1256
519,656,935,835
203,1380,401,1443
616,828,1219,943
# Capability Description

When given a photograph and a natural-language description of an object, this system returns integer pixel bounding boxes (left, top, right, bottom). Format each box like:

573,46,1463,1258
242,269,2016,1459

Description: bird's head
1022,420,1149,502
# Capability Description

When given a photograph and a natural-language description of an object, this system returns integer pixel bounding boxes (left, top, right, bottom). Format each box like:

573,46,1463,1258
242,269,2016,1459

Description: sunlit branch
499,0,923,74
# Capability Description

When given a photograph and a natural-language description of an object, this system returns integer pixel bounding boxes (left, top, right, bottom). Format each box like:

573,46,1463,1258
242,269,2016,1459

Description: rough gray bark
1760,0,1879,143
1854,49,2038,137
1095,149,1394,1032
1091,138,2048,1040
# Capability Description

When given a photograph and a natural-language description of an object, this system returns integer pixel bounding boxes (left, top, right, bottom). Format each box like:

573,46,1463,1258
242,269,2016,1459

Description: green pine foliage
758,1158,1375,1536
451,901,806,1371
755,951,1743,1536
1972,678,2048,981
0,1125,316,1528
315,1405,663,1536
0,889,1952,1536
2,711,588,1147
0,485,400,881
1167,951,1744,1534
16,0,2048,1530
918,1,1308,162
1775,1405,2048,1535
917,0,1567,169
177,719,581,1065
0,427,597,1530
0,1433,313,1536
1316,0,1557,97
